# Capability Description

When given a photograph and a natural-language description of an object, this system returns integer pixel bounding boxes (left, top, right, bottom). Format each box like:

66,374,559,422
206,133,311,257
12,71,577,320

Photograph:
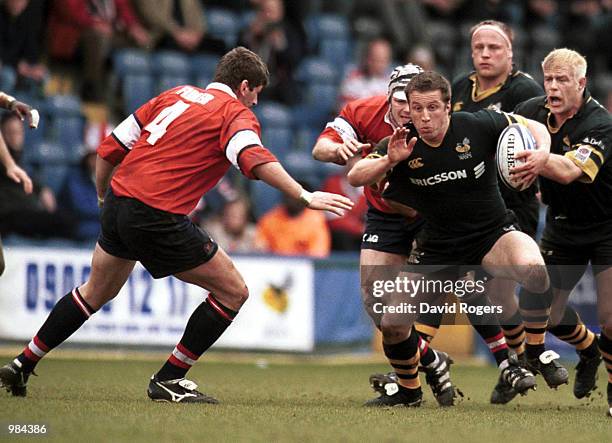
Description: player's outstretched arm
312,136,370,165
252,161,354,217
347,128,416,187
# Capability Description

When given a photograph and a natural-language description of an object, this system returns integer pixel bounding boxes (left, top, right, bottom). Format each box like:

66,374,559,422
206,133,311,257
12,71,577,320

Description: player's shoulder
451,71,474,90
507,71,544,95
513,95,547,116
581,96,612,128
341,95,387,120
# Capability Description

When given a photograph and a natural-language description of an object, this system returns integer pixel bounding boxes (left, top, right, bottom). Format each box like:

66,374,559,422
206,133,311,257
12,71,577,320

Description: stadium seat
122,74,154,113
295,57,339,85
39,164,70,194
45,95,85,153
113,49,151,77
206,8,240,49
254,102,294,156
319,38,352,68
191,53,219,88
250,179,282,219
152,51,192,94
0,65,16,93
305,14,349,50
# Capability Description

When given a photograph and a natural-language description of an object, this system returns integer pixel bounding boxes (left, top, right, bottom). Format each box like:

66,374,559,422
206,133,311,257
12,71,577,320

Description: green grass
0,355,609,443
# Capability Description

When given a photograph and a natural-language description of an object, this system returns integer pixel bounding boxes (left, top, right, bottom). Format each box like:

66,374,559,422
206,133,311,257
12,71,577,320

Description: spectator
238,0,305,104
321,156,368,251
338,38,392,108
48,0,152,102
406,44,437,71
203,196,258,254
0,0,47,91
58,122,113,242
132,0,226,54
255,183,331,257
0,113,74,239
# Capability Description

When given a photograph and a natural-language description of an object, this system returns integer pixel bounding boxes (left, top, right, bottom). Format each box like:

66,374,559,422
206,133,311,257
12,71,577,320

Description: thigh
483,231,543,270
79,243,136,310
175,246,248,311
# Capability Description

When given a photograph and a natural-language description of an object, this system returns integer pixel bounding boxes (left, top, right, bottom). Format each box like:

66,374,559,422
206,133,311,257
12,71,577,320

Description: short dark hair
470,20,514,46
213,46,270,91
405,71,451,104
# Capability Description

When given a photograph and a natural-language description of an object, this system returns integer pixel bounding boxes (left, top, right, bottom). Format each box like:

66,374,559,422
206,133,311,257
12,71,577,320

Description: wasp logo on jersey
409,170,468,186
455,138,472,160
408,157,424,169
486,102,502,112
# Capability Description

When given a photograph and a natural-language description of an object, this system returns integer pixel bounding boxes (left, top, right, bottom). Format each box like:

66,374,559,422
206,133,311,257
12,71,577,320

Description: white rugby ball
496,123,536,190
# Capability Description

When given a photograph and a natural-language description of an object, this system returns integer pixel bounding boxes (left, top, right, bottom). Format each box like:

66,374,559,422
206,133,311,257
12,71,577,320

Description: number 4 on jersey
144,100,190,145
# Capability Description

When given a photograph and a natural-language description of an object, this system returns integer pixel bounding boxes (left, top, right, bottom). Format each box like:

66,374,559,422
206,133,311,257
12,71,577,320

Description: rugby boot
573,349,601,399
147,375,219,404
369,372,399,396
499,354,536,396
491,353,527,404
364,381,422,407
0,361,33,397
526,350,569,388
423,350,456,406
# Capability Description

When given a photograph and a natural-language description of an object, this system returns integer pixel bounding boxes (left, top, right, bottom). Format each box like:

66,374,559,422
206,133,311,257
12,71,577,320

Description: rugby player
313,64,457,406
356,70,565,407
0,92,35,276
0,47,353,403
513,48,611,414
418,20,591,404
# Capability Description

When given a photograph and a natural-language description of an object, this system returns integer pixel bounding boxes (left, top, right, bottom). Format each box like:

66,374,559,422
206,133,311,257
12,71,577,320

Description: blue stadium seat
305,14,349,50
152,51,191,75
295,57,338,85
156,75,191,94
0,65,16,93
206,8,240,48
319,38,352,68
39,164,70,194
122,74,154,113
250,180,282,219
113,49,151,77
191,53,219,79
254,102,293,156
45,95,85,153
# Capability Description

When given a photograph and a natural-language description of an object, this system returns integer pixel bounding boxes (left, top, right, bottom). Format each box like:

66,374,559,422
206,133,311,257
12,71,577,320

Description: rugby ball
496,123,536,190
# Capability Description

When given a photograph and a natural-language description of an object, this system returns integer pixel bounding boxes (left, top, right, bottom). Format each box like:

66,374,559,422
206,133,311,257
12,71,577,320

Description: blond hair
542,48,587,79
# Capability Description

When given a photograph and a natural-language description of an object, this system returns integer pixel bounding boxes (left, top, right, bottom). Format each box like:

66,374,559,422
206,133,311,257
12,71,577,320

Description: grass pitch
0,353,609,443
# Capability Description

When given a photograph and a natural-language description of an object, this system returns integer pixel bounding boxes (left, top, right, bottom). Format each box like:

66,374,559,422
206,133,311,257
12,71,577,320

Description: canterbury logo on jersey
408,157,424,169
409,169,468,186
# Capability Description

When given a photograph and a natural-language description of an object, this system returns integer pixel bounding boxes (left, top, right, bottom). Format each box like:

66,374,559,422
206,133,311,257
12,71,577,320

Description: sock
500,309,526,358
548,306,597,356
15,288,95,373
519,286,551,359
157,294,237,381
415,313,442,343
464,294,509,366
599,331,612,385
383,328,421,390
418,336,437,367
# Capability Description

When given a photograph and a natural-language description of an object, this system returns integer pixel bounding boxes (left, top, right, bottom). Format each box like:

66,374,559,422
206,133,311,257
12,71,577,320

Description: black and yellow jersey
514,90,612,222
382,110,524,239
452,69,543,114
452,69,543,208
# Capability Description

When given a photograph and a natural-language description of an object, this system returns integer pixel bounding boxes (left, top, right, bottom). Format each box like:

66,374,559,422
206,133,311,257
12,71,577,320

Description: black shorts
409,210,520,272
507,200,539,239
98,189,218,279
540,213,612,290
360,208,425,256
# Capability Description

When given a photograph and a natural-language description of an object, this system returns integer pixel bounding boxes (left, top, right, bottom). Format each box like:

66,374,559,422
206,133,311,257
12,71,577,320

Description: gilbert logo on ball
496,123,535,191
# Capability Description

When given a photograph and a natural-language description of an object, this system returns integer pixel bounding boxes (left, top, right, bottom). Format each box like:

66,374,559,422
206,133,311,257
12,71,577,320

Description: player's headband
472,25,512,48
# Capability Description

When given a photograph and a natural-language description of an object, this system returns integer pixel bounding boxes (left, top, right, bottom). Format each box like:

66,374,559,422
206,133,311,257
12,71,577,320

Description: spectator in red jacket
48,0,151,102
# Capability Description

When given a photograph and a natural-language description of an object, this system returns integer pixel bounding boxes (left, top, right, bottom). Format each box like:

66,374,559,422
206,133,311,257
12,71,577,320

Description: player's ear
237,80,249,96
578,76,586,92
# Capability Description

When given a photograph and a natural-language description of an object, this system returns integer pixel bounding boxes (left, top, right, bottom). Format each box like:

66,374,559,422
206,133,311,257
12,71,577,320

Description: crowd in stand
0,0,611,257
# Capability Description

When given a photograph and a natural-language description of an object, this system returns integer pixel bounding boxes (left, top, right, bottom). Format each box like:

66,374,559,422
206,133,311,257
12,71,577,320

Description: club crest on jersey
574,146,592,164
455,138,472,160
486,102,502,112
408,157,424,169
